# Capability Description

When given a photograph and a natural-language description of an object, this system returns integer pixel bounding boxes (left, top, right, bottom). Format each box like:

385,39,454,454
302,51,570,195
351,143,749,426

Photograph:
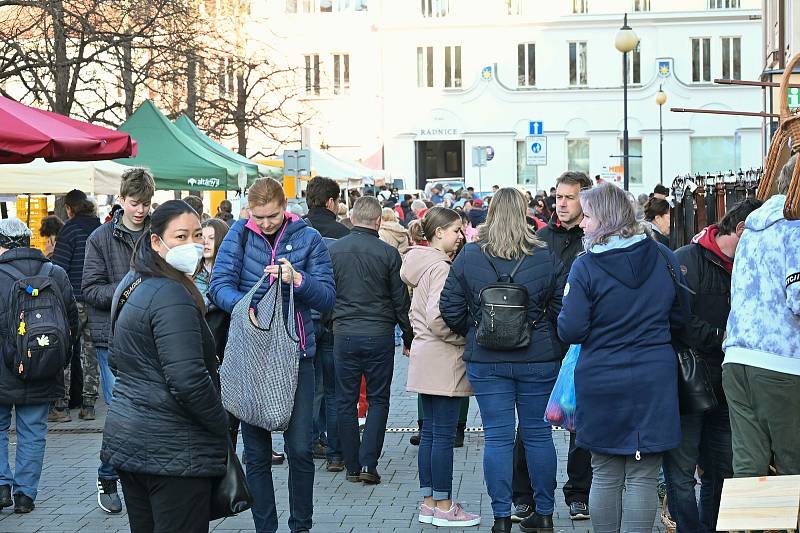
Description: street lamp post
615,13,639,191
655,86,667,185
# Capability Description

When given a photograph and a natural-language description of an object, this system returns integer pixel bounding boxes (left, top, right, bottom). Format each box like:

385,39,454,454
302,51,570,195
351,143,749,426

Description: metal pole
478,164,483,196
659,102,664,185
623,51,630,191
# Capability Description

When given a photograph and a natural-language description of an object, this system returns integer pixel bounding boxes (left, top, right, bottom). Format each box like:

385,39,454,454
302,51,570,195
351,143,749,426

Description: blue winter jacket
440,242,566,364
209,214,336,359
558,236,690,456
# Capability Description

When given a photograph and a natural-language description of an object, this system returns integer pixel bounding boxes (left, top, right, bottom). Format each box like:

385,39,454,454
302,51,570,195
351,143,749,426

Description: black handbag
210,440,253,520
676,348,718,414
656,247,718,414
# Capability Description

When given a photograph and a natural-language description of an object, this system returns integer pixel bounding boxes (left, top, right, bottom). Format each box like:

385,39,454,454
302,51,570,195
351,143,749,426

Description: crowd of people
0,157,798,533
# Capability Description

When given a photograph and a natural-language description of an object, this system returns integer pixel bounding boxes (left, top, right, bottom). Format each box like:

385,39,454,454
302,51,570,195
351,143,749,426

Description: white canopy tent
0,158,131,195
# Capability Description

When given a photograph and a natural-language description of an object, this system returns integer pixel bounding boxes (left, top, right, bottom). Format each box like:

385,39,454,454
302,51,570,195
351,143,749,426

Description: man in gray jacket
82,168,154,514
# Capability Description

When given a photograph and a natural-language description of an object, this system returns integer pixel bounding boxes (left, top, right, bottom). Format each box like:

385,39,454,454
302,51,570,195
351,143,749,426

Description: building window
287,0,313,13
625,42,641,84
320,0,332,12
691,37,711,82
572,0,588,14
444,46,462,88
421,0,449,17
417,46,434,87
619,138,643,185
633,0,650,10
569,42,587,86
709,0,739,8
304,54,321,95
721,37,741,80
333,53,350,94
517,43,535,87
506,0,521,15
691,137,736,173
516,141,539,187
567,139,590,174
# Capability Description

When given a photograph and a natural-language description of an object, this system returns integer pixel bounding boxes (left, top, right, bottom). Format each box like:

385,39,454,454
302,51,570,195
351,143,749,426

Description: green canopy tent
115,100,240,191
174,114,262,188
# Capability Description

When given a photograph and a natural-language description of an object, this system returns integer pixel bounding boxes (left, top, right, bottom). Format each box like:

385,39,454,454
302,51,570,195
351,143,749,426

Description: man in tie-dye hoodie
722,154,800,478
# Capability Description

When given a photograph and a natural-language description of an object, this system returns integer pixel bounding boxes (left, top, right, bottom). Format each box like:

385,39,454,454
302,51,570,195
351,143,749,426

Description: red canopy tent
0,95,137,164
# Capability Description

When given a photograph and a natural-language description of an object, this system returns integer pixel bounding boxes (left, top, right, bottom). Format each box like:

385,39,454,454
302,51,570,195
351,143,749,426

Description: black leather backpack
474,251,531,351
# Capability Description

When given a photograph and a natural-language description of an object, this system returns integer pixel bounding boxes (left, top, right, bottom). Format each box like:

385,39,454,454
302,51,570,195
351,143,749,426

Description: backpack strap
38,262,53,278
481,249,527,282
0,263,26,281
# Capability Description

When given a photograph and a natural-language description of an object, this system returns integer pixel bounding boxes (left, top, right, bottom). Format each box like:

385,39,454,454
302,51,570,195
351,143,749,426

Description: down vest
209,214,336,358
440,242,566,364
100,273,228,477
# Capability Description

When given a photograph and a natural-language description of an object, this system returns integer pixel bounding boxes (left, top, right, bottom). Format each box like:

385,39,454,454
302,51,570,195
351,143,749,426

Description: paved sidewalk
0,350,664,532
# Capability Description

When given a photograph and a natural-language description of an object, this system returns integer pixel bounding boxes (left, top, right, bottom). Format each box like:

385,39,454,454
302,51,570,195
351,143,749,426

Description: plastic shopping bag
544,344,580,432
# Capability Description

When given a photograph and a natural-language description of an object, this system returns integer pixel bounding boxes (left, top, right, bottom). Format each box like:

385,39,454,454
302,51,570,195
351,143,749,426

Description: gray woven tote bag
221,268,301,431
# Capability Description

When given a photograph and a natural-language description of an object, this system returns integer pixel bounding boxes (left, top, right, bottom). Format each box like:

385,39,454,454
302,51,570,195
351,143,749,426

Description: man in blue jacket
51,189,102,422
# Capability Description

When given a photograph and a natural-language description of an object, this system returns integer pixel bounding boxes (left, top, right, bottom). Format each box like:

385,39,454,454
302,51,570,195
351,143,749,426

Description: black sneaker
409,433,420,446
511,503,534,522
359,466,381,485
97,478,122,514
491,516,512,533
519,512,554,533
326,458,345,472
345,470,361,482
568,501,590,520
13,493,34,514
0,485,11,509
79,405,96,420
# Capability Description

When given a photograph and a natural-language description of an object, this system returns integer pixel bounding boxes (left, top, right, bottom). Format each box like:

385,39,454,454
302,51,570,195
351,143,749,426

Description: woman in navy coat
210,177,335,533
557,184,689,533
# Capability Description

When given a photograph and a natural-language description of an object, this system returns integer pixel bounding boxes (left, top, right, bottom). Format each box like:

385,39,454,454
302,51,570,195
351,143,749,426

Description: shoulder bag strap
655,246,696,296
110,276,143,335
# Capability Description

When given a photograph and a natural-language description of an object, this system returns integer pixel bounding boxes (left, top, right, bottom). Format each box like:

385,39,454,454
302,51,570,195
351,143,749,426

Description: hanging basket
758,53,800,219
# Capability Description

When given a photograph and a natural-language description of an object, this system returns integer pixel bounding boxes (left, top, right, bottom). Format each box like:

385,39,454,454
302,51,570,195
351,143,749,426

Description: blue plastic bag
544,344,580,431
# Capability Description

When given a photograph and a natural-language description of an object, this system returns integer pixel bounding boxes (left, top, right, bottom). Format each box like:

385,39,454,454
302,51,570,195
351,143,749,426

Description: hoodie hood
400,246,450,289
587,236,658,289
744,194,786,232
380,220,407,236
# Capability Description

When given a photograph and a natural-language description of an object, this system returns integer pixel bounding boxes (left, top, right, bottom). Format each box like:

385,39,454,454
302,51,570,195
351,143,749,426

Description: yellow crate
16,195,48,212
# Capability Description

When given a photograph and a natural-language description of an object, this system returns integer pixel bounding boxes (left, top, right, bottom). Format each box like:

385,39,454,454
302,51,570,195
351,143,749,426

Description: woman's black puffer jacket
100,273,228,477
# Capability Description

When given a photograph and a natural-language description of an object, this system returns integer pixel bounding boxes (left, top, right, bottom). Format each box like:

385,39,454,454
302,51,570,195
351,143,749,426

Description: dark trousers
118,470,212,533
663,404,733,533
513,431,592,507
241,358,315,533
418,395,469,425
313,323,340,459
334,334,394,473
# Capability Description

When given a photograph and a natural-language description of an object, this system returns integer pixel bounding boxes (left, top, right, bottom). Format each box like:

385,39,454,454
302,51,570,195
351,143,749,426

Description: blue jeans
334,334,395,473
418,394,462,500
0,403,49,500
241,358,315,533
467,361,558,517
663,404,733,533
314,325,340,460
95,348,118,481
95,348,116,405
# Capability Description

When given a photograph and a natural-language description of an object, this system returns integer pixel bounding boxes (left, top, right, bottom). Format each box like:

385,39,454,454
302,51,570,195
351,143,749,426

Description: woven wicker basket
758,53,800,219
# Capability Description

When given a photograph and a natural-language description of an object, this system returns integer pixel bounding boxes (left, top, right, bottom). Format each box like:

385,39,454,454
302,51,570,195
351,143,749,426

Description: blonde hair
248,177,286,208
478,188,544,259
381,207,397,222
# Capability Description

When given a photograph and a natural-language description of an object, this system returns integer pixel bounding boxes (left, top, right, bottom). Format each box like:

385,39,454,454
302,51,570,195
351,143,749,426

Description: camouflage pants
60,302,100,407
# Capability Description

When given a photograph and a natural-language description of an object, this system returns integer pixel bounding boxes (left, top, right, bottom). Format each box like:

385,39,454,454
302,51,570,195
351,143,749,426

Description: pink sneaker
418,503,435,524
432,502,481,527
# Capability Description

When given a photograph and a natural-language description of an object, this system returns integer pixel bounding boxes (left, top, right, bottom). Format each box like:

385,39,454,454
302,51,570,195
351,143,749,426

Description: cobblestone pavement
0,350,664,532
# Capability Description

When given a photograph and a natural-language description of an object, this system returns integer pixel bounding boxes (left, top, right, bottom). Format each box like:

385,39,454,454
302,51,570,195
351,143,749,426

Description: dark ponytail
132,200,205,312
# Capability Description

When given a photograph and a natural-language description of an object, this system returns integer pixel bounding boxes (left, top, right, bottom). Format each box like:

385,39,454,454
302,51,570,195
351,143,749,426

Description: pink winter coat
400,246,472,397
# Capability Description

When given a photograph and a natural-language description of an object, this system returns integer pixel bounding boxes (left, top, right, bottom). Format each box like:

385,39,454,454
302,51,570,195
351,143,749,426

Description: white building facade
254,0,763,195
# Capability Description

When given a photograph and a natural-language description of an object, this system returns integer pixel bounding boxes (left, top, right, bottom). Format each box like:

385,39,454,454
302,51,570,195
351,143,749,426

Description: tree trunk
122,37,135,117
186,49,197,122
235,71,246,156
50,0,71,115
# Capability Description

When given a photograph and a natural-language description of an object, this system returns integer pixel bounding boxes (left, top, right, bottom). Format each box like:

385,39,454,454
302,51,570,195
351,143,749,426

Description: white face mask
159,237,203,275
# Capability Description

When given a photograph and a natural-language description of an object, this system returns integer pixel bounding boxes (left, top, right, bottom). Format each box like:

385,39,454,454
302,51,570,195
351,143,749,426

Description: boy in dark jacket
0,218,79,514
664,199,762,532
82,169,154,514
51,189,102,422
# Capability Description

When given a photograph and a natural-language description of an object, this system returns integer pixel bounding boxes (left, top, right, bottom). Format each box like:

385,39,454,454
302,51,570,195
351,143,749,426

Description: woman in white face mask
100,200,229,533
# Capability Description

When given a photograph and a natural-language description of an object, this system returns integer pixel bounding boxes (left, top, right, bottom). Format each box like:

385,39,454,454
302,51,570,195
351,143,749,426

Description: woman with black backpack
440,188,566,533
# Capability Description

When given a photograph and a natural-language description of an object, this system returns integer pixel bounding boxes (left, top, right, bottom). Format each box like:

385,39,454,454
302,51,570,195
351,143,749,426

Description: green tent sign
789,88,800,109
